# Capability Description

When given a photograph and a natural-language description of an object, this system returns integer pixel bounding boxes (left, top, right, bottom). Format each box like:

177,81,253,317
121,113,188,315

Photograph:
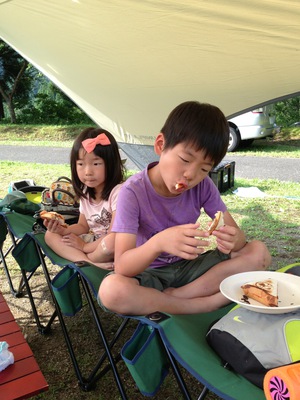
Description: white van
227,105,278,152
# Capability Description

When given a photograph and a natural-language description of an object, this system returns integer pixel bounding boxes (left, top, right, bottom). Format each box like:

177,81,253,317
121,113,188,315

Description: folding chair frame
16,232,129,398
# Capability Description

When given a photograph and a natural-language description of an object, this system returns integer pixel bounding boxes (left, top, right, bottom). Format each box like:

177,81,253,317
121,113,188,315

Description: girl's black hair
161,101,229,166
70,127,125,201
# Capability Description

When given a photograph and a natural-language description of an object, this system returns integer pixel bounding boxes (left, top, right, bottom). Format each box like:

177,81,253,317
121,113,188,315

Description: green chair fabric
0,211,36,296
51,266,82,316
127,306,265,400
121,322,169,396
0,211,35,238
11,231,128,397
159,308,265,400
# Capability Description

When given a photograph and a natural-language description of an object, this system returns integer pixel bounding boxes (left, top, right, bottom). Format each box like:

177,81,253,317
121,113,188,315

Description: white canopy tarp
0,0,299,146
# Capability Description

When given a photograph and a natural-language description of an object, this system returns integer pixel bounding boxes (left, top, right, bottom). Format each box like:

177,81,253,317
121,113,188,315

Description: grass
0,124,299,157
0,125,299,399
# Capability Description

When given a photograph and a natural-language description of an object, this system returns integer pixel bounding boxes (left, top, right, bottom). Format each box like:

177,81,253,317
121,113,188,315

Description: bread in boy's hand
208,211,224,235
40,210,68,228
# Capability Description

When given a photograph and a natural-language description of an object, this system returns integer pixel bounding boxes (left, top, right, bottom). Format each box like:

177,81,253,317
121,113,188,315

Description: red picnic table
0,291,49,400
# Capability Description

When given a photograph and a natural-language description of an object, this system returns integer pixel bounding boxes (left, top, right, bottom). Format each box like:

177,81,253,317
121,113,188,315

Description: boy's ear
154,133,165,155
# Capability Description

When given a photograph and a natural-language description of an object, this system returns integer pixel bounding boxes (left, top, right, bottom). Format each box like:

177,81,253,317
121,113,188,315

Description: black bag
9,197,41,215
35,176,80,231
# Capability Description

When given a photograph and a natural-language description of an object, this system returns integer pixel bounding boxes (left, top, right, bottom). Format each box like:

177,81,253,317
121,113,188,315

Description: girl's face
76,148,106,192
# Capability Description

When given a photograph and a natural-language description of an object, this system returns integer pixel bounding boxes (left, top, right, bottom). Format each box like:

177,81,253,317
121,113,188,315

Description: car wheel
228,126,241,152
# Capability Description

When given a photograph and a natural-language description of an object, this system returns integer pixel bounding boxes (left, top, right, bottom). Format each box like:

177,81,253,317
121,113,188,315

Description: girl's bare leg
45,231,113,270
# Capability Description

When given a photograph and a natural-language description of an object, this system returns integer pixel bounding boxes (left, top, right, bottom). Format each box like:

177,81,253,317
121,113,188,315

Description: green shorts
97,249,229,310
135,249,230,291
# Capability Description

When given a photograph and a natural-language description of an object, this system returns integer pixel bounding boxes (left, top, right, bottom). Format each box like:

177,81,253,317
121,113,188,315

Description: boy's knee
244,240,272,269
98,274,127,312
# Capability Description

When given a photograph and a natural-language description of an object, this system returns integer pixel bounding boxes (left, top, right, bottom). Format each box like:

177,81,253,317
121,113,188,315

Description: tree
0,40,94,125
0,40,31,123
274,96,300,127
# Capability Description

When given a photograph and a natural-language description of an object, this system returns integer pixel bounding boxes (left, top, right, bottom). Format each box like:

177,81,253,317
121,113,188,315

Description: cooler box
209,160,235,193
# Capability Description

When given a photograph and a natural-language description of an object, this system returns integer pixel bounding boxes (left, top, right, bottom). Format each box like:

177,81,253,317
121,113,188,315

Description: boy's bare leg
164,240,271,299
99,240,271,315
99,273,230,315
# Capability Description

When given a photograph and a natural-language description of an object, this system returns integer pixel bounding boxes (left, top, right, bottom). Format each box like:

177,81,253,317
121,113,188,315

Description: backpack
34,177,80,231
206,264,300,389
41,176,79,211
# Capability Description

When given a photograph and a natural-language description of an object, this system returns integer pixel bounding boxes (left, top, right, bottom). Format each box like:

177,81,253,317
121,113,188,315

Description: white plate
220,271,300,314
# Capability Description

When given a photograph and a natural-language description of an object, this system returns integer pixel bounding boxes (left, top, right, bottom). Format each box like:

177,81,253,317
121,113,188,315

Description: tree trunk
0,94,4,119
7,98,17,123
0,59,28,123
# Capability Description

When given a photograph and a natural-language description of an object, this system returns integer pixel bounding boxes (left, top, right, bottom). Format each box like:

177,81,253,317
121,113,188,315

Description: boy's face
152,134,214,196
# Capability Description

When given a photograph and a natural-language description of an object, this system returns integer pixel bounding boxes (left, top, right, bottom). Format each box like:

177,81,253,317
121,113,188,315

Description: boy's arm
114,224,210,277
114,232,161,276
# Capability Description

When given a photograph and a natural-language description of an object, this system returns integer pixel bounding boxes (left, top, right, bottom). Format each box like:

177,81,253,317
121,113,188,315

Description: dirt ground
0,254,213,400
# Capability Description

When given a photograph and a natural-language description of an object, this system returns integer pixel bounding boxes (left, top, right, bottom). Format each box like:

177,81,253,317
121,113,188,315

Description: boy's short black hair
161,101,229,166
70,127,125,201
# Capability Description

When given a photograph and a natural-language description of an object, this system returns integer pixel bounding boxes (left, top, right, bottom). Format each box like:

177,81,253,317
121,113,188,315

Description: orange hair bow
82,133,111,153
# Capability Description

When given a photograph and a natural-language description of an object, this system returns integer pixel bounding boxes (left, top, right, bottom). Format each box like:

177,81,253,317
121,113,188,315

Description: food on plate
241,278,278,307
208,211,224,235
40,210,68,228
175,183,185,191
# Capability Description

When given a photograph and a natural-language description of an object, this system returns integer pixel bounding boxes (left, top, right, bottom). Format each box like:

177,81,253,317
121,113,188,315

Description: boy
99,101,271,315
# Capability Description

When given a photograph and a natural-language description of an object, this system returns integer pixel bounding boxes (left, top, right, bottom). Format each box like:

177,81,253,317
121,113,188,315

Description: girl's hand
61,233,85,251
43,219,67,235
156,223,210,259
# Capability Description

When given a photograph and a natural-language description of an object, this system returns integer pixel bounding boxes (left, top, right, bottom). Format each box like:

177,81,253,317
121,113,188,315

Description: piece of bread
208,211,224,235
241,278,278,307
175,183,185,191
40,210,68,228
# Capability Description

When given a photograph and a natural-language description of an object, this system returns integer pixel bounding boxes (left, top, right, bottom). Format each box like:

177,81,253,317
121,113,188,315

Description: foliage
0,40,31,122
0,40,94,125
274,96,300,127
17,92,94,125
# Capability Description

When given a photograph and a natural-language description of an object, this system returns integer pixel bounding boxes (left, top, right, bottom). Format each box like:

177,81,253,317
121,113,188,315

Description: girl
44,127,125,269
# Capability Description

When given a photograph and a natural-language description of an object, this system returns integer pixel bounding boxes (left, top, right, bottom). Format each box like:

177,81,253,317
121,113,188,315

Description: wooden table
0,292,49,400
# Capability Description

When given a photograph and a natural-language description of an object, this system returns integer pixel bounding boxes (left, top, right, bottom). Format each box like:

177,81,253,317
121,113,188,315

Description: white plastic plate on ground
220,271,300,314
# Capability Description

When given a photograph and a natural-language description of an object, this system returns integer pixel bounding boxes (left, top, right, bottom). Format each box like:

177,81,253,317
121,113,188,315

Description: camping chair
12,231,130,398
121,307,266,400
0,184,46,296
121,263,300,399
0,211,37,297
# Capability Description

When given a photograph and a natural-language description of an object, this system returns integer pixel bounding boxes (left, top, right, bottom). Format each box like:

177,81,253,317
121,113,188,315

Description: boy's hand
211,225,239,254
159,223,210,259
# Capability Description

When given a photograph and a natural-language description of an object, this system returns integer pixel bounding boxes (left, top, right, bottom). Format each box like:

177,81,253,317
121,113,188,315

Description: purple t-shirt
112,162,227,268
